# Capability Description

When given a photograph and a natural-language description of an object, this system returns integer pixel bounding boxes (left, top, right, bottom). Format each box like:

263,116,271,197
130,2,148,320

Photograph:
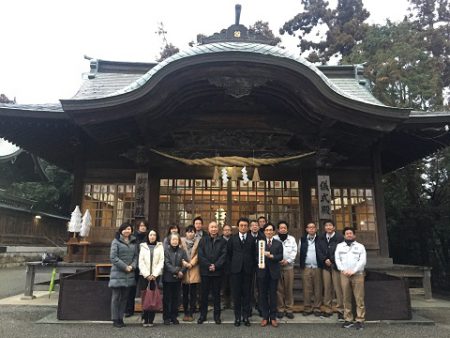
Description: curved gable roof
109,42,385,107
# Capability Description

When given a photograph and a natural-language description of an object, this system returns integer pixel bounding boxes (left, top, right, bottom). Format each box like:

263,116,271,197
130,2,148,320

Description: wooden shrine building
1,8,450,265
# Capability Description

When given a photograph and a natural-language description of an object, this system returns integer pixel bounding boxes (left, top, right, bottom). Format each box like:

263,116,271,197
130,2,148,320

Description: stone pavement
2,266,450,337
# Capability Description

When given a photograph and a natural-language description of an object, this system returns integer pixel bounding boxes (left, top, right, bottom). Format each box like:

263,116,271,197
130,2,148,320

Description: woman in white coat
139,228,164,327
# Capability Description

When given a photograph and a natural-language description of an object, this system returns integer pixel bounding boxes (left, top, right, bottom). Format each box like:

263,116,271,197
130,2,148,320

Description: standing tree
156,22,180,62
280,0,370,63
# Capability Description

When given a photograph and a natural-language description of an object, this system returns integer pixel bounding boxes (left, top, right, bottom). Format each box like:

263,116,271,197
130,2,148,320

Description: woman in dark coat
125,220,149,317
109,223,138,328
162,232,188,325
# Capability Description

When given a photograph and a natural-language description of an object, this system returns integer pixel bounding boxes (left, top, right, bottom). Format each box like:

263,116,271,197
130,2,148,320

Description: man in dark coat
257,223,283,327
317,220,344,320
197,221,227,324
227,217,256,326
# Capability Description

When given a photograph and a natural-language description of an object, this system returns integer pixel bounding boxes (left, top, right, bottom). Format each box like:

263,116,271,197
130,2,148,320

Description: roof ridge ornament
235,4,241,25
199,4,278,45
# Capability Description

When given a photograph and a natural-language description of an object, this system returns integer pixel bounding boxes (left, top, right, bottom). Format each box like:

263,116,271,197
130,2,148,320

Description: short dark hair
145,228,160,244
185,225,195,233
305,222,316,229
323,220,335,227
277,220,289,229
343,226,356,235
258,216,267,222
236,217,250,227
193,216,203,224
222,224,232,230
136,220,149,230
264,222,275,231
249,219,258,224
167,224,181,236
116,222,132,239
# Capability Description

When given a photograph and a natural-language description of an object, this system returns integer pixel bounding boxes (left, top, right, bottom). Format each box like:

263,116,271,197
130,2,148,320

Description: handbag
141,247,162,311
141,281,162,312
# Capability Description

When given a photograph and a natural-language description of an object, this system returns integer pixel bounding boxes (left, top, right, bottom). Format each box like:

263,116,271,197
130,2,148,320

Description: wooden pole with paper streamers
67,206,82,243
80,209,92,243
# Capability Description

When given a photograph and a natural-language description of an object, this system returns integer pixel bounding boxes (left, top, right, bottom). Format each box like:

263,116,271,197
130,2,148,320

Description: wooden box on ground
365,270,412,320
57,268,111,321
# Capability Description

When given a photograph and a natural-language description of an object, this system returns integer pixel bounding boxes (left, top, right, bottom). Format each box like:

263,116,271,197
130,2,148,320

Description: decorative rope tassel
212,166,220,181
231,167,238,181
252,167,260,182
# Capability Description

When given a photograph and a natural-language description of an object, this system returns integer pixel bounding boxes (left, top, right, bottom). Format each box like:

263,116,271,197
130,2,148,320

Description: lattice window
311,187,376,231
82,184,135,227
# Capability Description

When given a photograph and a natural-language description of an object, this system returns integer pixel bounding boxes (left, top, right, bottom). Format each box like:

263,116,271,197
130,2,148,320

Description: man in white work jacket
335,227,366,331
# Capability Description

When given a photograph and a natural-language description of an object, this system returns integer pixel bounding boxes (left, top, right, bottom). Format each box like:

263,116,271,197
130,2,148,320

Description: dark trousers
200,275,222,320
125,269,140,315
222,274,232,308
258,274,278,321
231,272,253,320
163,281,181,321
111,287,131,321
251,271,259,311
182,283,198,315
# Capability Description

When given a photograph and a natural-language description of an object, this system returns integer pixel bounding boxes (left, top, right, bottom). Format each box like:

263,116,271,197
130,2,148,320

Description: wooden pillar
148,172,161,231
300,168,314,238
372,142,390,258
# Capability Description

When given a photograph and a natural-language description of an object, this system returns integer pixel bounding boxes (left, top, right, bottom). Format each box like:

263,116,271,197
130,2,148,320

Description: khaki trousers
277,268,294,313
322,268,343,314
302,267,323,313
340,272,365,322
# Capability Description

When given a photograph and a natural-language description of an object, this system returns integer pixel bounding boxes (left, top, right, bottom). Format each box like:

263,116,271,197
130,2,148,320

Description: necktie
327,236,330,243
241,235,245,244
267,239,272,249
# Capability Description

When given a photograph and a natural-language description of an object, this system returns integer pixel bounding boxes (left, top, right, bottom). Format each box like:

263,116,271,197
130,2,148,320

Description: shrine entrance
158,178,301,237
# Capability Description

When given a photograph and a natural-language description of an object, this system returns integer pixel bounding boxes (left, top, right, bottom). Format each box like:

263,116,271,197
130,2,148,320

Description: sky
0,0,410,104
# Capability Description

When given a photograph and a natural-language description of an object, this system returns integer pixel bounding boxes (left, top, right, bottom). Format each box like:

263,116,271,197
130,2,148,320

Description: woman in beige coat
139,229,164,327
180,225,201,321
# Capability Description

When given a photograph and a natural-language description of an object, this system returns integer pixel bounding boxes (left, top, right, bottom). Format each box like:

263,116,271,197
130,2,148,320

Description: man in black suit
257,223,283,327
197,221,227,325
250,219,264,316
227,217,256,326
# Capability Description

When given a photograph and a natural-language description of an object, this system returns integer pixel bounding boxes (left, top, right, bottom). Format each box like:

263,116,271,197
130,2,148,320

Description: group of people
108,216,367,330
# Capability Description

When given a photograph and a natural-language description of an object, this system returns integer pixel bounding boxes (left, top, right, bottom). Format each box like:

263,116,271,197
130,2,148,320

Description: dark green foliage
280,0,370,63
344,21,445,110
248,20,282,46
5,161,73,215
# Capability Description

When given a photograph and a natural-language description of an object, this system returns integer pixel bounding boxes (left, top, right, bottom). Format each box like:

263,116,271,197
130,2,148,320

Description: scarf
278,233,288,241
345,239,355,246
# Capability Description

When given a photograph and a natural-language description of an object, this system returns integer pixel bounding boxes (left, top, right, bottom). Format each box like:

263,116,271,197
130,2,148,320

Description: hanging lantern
252,167,260,182
212,166,220,181
241,166,249,183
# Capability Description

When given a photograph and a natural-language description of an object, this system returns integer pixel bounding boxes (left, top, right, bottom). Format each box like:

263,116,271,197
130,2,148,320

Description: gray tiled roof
104,42,389,107
0,103,63,112
327,78,384,106
72,73,143,100
69,42,390,107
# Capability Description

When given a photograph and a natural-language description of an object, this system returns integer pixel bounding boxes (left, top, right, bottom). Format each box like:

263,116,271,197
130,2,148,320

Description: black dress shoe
197,317,206,324
234,320,241,327
285,312,295,319
243,318,251,326
112,320,123,328
124,312,133,318
276,312,284,319
215,318,222,324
